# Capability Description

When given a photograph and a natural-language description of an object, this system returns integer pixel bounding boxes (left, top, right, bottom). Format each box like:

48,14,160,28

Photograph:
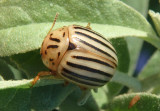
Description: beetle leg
78,85,87,91
86,23,91,29
31,71,52,87
31,71,62,88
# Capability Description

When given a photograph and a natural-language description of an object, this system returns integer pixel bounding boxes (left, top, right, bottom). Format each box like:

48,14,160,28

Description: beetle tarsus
30,75,40,88
30,71,52,88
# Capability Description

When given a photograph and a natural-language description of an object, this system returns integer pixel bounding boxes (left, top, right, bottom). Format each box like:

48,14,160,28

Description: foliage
0,0,160,111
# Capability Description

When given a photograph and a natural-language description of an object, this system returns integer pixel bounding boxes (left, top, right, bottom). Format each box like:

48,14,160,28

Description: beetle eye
68,42,76,50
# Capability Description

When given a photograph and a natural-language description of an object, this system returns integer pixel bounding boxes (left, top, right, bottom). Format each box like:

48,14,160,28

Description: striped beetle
31,13,118,91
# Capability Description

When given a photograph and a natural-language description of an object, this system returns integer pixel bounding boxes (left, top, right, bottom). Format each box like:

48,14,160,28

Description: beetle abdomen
58,50,116,88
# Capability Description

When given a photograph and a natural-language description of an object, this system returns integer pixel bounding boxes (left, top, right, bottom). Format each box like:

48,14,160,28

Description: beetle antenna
48,13,59,34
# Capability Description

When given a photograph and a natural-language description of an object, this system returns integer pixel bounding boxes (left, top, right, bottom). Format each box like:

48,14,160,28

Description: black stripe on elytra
67,62,113,78
72,56,114,68
74,25,110,42
75,38,116,61
75,31,116,54
63,68,108,83
61,73,103,87
47,45,59,49
49,38,60,42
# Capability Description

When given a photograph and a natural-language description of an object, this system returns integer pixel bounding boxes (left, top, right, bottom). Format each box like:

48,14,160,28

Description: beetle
31,13,118,90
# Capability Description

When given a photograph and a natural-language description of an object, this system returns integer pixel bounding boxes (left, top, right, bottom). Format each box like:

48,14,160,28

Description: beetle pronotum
31,13,118,105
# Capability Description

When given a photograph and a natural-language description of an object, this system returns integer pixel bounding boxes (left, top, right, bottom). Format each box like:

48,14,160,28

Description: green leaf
152,85,160,95
92,86,108,109
139,50,160,79
0,80,31,110
121,0,149,16
141,73,160,94
0,78,64,89
108,93,160,111
104,38,130,106
0,23,48,57
0,75,4,81
0,0,158,57
0,79,31,89
0,79,76,111
10,49,47,78
0,6,33,30
0,88,31,111
60,88,99,111
31,84,76,111
111,38,130,73
111,71,141,92
126,38,143,75
107,82,124,101
0,58,15,80
122,0,147,76
0,0,159,110
149,10,160,37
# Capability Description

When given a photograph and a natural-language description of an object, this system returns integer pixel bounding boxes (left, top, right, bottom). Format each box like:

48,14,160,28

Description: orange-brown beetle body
32,14,118,90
